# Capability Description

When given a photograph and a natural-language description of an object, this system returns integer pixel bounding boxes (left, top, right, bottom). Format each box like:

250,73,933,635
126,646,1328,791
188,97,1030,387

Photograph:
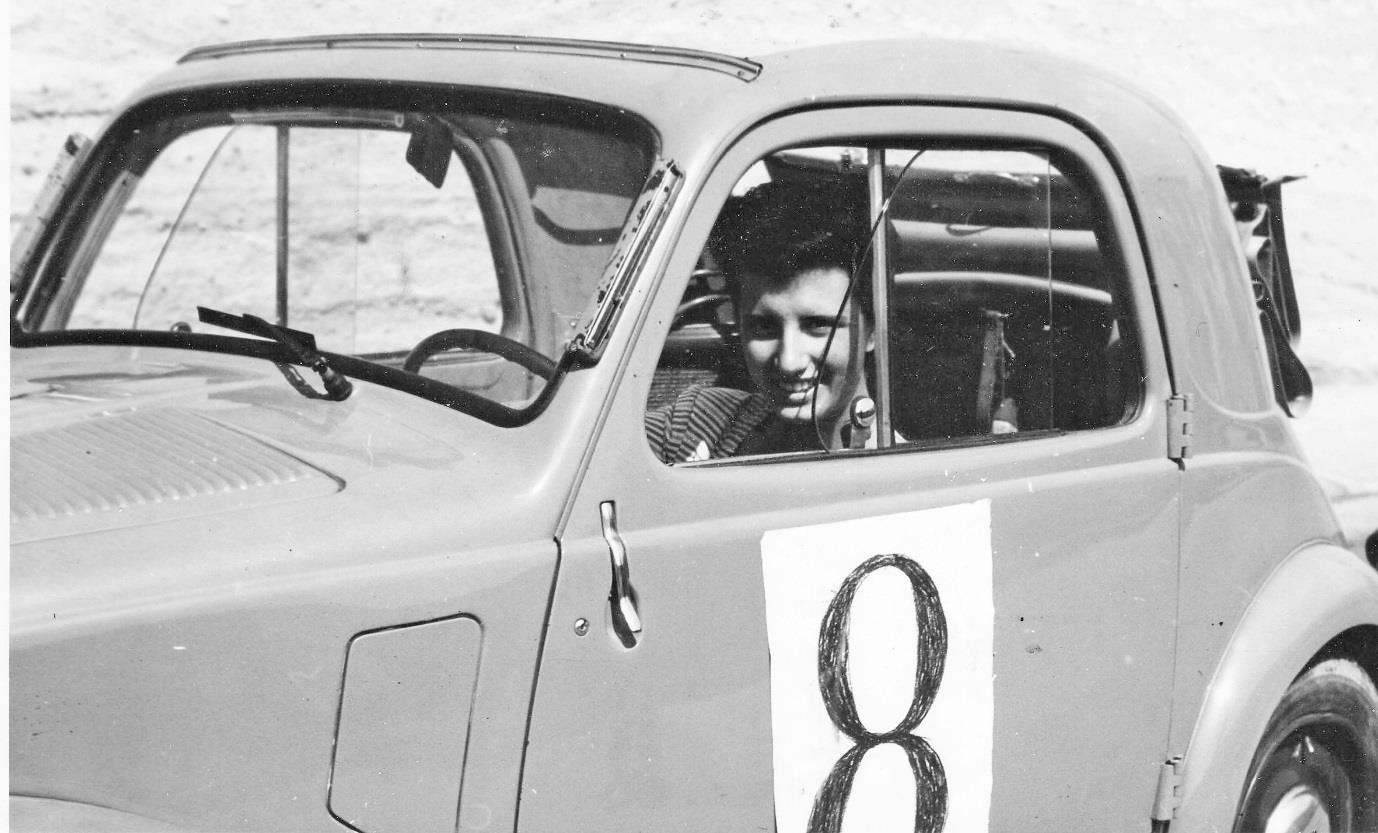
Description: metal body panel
1168,451,1347,749
11,406,343,543
18,37,1275,426
11,539,550,833
532,400,1181,831
9,32,1365,832
8,797,184,833
1172,543,1378,830
9,345,581,831
523,103,1183,830
330,616,482,833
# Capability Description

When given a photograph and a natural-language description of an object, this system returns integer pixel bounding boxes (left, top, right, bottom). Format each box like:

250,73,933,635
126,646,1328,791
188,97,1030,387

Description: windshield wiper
197,306,353,401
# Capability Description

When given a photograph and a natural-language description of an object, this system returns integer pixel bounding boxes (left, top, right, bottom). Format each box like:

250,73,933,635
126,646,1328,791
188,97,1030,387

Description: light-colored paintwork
521,103,1184,831
330,616,483,833
79,36,1269,419
1173,543,1378,830
11,33,1378,833
9,344,585,831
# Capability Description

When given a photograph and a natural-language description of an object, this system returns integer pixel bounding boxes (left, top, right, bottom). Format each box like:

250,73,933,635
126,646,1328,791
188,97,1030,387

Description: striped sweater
644,385,775,463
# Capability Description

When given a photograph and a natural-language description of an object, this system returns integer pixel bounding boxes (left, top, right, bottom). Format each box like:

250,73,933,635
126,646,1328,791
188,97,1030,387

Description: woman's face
739,266,874,429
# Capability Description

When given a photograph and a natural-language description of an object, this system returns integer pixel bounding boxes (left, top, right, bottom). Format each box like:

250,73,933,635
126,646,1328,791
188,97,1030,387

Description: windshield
14,87,659,423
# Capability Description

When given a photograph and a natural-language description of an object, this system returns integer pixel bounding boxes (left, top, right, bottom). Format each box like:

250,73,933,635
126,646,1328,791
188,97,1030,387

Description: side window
70,123,501,356
645,143,1142,464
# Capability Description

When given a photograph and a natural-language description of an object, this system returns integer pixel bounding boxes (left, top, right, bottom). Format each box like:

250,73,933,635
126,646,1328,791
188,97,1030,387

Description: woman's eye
745,316,779,338
803,317,840,334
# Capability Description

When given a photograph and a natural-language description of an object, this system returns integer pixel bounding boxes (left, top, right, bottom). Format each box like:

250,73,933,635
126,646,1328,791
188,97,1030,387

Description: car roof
64,34,1250,437
113,34,1224,300
122,34,1194,159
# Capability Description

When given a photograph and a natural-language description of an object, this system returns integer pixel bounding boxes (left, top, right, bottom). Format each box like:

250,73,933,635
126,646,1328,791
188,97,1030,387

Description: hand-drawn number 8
807,553,949,833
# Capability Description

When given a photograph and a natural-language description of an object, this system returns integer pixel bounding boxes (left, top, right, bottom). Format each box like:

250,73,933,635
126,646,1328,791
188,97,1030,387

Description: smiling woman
739,264,874,441
726,181,876,450
645,179,879,460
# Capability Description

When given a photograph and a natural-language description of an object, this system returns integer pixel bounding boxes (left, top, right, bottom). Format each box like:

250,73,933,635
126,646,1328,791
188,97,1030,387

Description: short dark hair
709,178,875,319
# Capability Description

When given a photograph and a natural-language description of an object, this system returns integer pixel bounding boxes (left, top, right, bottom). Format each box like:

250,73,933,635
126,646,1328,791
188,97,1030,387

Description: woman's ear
860,312,876,352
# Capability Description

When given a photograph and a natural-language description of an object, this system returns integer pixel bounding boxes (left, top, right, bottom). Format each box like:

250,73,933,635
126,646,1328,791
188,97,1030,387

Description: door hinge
1167,394,1193,461
1150,755,1184,831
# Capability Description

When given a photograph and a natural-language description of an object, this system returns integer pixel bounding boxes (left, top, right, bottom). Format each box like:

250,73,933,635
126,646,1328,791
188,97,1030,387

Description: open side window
647,142,1143,463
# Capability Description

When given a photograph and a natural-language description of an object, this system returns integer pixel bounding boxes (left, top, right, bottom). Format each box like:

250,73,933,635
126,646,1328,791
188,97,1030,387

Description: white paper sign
761,501,994,833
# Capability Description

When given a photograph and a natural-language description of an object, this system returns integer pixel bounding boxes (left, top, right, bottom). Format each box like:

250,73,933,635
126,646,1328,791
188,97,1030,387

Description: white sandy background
9,0,1377,545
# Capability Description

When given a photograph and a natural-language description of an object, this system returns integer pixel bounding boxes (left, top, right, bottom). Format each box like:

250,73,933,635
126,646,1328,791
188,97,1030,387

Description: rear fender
1175,542,1378,829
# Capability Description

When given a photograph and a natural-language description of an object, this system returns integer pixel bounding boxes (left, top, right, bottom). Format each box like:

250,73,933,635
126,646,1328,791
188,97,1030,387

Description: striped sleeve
645,386,773,464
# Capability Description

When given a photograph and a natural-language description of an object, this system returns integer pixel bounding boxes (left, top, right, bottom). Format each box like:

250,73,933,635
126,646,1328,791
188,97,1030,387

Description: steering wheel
403,328,558,379
671,292,738,344
674,292,732,324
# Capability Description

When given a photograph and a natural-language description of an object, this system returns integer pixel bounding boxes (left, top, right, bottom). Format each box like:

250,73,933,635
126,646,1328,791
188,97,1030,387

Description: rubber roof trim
179,33,762,81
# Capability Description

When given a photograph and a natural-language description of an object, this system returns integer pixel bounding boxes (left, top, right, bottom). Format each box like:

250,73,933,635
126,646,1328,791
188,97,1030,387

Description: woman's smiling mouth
774,379,817,403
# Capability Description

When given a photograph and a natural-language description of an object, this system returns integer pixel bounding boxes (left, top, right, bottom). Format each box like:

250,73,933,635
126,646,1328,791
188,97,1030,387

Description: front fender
9,796,185,832
1175,542,1378,830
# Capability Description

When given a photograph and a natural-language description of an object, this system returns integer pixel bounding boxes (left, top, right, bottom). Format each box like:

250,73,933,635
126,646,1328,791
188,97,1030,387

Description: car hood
9,797,186,833
10,345,566,832
11,358,348,545
9,344,561,627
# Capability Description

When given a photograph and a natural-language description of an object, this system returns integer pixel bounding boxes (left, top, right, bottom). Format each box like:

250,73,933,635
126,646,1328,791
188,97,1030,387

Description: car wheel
1233,658,1378,833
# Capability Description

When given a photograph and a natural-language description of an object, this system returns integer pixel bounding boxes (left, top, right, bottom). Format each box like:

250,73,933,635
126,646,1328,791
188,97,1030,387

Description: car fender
1174,541,1378,829
9,796,187,832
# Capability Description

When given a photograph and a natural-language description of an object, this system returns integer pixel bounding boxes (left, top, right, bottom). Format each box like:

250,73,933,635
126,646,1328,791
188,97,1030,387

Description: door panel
523,431,1178,830
521,105,1178,832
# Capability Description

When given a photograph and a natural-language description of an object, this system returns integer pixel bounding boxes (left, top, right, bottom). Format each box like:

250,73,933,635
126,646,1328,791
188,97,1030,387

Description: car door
519,106,1180,832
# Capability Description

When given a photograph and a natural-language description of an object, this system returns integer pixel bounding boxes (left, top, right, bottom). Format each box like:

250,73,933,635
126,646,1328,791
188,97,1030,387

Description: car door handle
599,500,642,644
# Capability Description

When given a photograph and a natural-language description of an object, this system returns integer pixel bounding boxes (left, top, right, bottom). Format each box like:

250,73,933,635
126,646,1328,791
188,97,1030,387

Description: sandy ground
9,0,1378,547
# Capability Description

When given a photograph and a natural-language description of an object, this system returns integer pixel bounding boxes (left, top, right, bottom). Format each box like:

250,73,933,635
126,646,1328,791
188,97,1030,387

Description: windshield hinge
1167,394,1193,461
568,158,683,365
11,133,92,293
1150,755,1184,832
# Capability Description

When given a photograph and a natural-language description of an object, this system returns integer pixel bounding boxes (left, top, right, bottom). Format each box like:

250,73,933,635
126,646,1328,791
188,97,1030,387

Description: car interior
650,145,1140,452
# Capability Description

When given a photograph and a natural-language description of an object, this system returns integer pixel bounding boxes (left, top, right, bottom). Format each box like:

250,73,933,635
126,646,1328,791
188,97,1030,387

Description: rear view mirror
406,120,452,189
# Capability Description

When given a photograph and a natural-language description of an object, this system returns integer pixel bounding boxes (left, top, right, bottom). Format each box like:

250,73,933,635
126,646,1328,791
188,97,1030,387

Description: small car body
10,34,1378,833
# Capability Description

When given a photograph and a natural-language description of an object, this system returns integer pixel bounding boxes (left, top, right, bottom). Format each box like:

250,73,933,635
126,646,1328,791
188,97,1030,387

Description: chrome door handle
599,500,642,643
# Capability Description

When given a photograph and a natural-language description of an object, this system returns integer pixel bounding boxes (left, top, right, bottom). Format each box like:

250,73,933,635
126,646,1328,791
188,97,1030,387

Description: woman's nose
775,327,813,375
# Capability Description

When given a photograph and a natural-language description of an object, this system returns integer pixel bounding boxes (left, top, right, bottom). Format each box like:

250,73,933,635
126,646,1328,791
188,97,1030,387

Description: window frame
22,94,534,355
640,104,1166,467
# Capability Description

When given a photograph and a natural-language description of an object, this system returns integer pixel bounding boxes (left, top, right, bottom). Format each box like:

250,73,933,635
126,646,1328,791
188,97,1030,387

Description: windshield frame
11,80,664,427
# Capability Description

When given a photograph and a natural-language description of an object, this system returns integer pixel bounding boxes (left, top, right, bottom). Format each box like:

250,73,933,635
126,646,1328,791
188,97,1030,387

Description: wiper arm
197,306,353,401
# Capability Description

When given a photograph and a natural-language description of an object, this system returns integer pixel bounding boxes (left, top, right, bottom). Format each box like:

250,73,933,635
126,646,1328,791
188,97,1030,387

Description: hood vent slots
11,408,341,540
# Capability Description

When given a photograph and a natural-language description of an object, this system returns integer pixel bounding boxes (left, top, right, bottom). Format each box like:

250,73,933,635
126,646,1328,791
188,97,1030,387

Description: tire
1234,658,1378,833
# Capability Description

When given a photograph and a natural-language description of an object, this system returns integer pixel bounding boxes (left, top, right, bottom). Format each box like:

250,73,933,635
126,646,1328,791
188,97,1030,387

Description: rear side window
646,143,1141,463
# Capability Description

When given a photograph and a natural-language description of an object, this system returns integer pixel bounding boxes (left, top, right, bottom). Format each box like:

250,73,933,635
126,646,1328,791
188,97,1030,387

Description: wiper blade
197,306,353,401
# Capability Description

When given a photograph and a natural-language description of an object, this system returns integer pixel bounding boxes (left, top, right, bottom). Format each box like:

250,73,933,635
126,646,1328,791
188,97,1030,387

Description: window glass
72,124,500,355
645,143,1140,464
34,95,656,422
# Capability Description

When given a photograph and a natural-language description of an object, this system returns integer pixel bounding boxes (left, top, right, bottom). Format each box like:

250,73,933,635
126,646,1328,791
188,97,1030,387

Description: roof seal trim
179,33,762,81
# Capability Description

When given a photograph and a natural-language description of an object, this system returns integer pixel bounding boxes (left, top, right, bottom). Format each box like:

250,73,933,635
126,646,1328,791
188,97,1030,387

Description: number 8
807,553,949,833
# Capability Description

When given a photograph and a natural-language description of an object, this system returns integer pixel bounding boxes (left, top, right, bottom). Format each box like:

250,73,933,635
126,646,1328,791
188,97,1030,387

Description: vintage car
10,34,1378,833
